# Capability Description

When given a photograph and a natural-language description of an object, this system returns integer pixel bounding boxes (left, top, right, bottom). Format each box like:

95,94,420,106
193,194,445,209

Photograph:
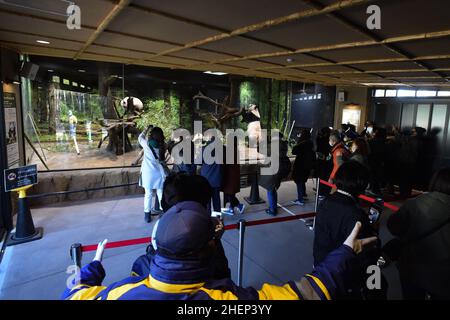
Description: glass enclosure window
415,104,431,130
401,103,415,130
21,55,292,170
397,89,416,97
430,104,448,153
385,89,397,97
416,90,436,97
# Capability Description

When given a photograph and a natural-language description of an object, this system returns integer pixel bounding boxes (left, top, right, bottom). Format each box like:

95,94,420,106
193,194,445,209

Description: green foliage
237,79,290,132
240,81,258,107
135,92,180,139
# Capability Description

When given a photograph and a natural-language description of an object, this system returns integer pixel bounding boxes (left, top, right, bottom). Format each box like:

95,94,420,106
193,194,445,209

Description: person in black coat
314,161,382,299
386,167,450,300
259,133,291,216
367,127,387,196
315,127,333,196
291,129,315,206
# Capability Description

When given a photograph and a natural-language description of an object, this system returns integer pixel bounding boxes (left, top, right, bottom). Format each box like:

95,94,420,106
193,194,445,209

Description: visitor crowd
63,122,450,300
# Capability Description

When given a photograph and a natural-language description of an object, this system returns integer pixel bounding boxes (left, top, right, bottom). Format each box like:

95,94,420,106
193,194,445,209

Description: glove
93,239,108,262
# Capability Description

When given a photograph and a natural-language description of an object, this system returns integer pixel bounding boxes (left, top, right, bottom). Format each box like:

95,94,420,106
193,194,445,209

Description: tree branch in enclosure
193,92,244,128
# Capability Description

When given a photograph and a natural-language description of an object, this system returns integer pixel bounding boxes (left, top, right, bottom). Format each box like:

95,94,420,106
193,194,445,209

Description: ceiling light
204,71,227,76
48,69,54,73
172,81,177,85
286,58,294,63
78,69,86,73
13,81,21,85
36,40,50,44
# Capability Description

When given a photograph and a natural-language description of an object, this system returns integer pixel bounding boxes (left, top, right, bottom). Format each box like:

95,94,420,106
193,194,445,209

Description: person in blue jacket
62,201,376,300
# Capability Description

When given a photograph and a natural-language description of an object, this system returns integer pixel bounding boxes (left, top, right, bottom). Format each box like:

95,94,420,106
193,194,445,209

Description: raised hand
344,222,377,254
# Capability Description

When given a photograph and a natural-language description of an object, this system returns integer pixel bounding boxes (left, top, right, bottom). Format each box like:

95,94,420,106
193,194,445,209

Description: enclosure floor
31,143,264,170
0,180,403,300
31,141,141,170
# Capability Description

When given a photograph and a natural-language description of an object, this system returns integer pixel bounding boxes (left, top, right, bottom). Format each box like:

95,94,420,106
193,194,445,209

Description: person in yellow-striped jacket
63,201,375,300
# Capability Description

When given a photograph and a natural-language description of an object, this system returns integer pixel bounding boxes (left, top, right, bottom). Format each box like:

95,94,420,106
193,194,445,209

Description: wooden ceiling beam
318,68,450,75
301,0,448,84
0,8,246,62
143,0,374,58
188,29,450,67
255,54,450,71
74,0,131,59
4,40,324,82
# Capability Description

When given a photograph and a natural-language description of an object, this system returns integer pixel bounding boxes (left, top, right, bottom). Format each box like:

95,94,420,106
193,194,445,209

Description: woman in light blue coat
138,126,167,222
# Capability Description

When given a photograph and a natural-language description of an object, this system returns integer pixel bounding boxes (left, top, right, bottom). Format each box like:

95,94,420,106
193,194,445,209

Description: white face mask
329,141,334,147
367,127,373,134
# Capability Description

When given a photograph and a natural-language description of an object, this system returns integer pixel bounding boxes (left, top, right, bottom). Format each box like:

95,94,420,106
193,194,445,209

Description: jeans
267,189,278,212
144,188,162,213
296,182,306,202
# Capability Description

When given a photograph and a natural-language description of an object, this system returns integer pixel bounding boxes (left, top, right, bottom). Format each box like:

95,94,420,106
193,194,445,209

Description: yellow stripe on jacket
258,283,300,300
68,284,107,300
305,274,331,300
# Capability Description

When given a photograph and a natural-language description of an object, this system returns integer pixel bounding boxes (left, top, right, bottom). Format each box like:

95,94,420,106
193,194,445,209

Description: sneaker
237,204,246,214
151,209,163,216
221,207,235,215
292,200,305,206
265,209,277,216
144,212,152,223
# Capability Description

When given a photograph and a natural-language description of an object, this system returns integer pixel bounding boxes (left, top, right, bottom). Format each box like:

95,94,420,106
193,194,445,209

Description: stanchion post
310,177,321,231
314,177,320,213
237,219,246,287
70,243,82,268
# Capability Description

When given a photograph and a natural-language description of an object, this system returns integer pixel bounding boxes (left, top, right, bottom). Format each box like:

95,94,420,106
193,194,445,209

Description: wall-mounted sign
3,91,19,168
4,165,37,192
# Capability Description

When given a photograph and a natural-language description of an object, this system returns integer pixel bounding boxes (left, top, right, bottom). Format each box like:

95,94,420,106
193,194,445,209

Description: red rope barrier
82,237,152,252
80,212,317,252
318,179,399,212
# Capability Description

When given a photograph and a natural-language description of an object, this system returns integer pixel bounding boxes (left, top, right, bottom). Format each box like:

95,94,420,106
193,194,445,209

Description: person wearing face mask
349,138,369,167
139,126,168,223
328,131,350,183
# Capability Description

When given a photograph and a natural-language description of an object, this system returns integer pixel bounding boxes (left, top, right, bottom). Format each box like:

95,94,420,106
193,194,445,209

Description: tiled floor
0,180,403,300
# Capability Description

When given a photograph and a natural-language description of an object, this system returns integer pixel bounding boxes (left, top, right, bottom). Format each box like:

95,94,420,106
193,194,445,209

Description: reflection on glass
401,103,415,130
430,104,448,153
416,104,430,130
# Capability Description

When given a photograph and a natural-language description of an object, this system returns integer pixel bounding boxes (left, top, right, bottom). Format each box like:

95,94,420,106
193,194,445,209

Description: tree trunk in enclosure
229,76,241,131
98,61,118,120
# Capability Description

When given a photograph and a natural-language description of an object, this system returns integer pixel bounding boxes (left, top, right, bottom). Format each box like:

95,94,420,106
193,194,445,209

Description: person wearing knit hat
63,173,377,300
